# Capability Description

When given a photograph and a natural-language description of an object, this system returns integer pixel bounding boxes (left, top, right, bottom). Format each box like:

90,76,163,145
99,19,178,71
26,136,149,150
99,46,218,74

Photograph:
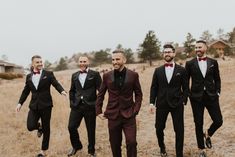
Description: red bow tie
198,57,207,61
165,63,173,67
33,71,40,75
80,70,87,74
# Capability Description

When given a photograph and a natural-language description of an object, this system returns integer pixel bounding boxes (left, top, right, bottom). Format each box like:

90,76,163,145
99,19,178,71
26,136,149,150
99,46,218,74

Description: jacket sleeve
133,73,143,115
213,60,221,94
50,72,64,93
96,73,107,115
95,71,102,91
69,74,76,106
150,69,158,105
18,75,30,105
181,68,189,105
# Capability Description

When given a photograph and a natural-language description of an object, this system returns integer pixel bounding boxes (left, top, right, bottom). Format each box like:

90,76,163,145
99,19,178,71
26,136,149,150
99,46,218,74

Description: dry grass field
0,58,235,157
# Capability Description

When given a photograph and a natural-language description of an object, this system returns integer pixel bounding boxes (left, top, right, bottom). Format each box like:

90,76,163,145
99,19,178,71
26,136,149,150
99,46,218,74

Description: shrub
0,73,24,80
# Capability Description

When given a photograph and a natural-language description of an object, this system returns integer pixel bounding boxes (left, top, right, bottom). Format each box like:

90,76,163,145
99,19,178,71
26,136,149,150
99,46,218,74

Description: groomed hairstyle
163,44,175,52
112,49,125,54
31,55,42,61
196,40,207,45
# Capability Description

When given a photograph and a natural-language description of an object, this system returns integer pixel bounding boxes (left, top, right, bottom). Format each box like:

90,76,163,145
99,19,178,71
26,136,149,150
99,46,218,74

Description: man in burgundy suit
96,50,143,157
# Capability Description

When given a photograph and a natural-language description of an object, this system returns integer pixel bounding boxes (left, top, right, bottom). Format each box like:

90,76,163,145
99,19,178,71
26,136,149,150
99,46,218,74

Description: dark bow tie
165,63,173,67
33,71,40,75
80,70,87,74
198,57,207,61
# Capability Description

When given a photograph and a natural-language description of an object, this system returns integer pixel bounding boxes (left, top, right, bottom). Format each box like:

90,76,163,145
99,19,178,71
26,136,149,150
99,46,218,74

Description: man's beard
164,56,174,62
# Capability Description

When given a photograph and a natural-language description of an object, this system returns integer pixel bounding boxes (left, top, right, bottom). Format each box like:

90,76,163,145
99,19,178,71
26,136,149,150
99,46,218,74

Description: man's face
163,48,175,62
32,57,43,71
112,53,126,71
195,42,207,57
78,56,89,71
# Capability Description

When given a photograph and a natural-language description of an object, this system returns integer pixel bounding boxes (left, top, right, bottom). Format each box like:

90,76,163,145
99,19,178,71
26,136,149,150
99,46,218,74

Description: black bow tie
33,71,40,75
80,70,87,74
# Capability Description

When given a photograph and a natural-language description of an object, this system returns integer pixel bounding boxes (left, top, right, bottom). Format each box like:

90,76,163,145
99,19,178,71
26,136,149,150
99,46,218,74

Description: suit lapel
83,70,92,88
76,72,83,89
160,66,169,85
205,58,212,77
193,58,204,78
37,70,45,90
28,73,37,91
169,65,178,85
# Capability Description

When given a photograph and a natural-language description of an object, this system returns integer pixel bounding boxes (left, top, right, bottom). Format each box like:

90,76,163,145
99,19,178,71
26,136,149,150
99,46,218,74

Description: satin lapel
193,58,204,78
37,70,45,89
205,58,212,77
83,70,91,88
111,70,115,84
29,73,37,91
121,69,129,90
76,72,82,89
169,65,177,85
160,66,168,84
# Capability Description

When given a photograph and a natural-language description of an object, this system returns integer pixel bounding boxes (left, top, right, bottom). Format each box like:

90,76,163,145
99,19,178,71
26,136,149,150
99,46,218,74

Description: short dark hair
112,49,125,54
196,40,207,45
163,44,175,52
31,55,42,61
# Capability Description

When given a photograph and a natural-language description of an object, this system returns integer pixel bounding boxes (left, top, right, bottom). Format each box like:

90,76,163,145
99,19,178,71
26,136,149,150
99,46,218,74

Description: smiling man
16,55,67,157
185,40,223,157
149,44,189,157
96,50,143,157
68,56,101,157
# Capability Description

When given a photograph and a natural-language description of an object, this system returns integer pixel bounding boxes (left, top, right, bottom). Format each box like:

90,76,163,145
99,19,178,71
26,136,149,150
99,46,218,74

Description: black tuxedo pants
191,92,223,149
155,105,184,157
27,107,52,150
68,104,96,154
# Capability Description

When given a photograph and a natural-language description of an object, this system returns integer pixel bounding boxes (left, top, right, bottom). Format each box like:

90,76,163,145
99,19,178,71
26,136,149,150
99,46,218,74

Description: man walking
96,50,143,157
68,56,101,157
185,40,223,157
149,44,188,157
16,55,67,157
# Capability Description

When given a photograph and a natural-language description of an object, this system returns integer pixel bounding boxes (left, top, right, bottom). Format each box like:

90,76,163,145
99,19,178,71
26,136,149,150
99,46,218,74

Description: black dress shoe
160,148,167,157
37,123,43,138
67,148,81,156
36,153,45,157
199,151,207,157
204,134,212,149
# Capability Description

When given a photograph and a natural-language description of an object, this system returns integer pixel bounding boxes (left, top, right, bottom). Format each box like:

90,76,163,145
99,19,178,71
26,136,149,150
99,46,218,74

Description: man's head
31,55,43,71
163,44,175,62
195,40,207,57
112,50,126,71
78,56,89,71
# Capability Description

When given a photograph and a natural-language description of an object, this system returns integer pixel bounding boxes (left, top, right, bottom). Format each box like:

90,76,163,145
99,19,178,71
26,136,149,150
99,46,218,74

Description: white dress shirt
79,68,88,88
197,57,207,78
32,70,42,90
165,62,175,83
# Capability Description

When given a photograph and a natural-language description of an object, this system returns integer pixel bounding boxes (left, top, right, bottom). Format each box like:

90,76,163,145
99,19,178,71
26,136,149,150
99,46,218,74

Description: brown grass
0,59,234,157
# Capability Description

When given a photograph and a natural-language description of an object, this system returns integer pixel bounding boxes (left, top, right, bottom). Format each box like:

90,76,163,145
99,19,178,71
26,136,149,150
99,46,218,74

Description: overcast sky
0,0,234,67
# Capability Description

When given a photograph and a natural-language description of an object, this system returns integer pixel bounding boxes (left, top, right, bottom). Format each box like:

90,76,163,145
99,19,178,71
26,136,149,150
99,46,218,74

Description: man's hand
61,91,67,96
16,103,22,112
149,104,156,114
98,113,106,120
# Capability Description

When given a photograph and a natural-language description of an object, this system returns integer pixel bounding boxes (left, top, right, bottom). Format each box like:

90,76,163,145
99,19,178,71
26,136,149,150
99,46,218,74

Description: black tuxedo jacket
96,68,143,120
69,69,101,109
150,64,189,108
185,57,221,101
18,70,64,110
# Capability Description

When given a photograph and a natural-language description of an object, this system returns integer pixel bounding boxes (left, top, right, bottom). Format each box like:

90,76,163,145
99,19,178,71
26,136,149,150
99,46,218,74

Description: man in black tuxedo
16,55,67,157
149,44,189,157
185,40,223,157
68,56,101,157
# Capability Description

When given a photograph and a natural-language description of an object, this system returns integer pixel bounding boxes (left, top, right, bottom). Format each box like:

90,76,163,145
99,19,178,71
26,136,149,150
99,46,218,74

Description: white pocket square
176,73,181,76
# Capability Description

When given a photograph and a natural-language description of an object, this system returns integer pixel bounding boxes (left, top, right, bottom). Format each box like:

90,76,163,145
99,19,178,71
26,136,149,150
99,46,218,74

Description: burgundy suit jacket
96,68,143,120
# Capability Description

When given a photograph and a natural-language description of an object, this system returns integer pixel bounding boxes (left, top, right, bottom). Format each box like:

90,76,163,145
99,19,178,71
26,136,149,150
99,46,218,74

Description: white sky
0,0,234,66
